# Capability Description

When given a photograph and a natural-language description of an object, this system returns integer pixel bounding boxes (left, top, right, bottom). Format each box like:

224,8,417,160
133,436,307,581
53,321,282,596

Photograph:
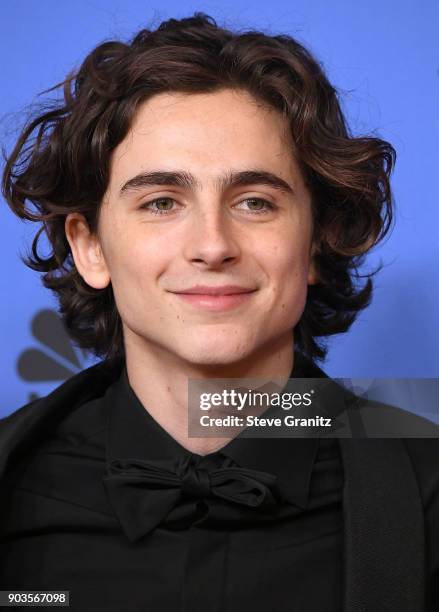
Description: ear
65,213,111,289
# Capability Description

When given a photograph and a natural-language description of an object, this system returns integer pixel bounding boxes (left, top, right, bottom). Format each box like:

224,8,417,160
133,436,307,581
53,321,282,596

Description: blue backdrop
1,0,438,417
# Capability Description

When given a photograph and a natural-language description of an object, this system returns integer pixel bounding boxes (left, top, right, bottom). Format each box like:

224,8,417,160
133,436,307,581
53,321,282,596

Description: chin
178,337,256,368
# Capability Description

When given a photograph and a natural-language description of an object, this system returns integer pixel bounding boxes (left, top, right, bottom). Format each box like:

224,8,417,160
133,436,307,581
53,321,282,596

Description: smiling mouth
171,290,256,311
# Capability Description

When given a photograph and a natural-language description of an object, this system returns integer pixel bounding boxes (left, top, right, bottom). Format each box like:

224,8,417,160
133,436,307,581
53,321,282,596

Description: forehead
109,89,297,179
129,88,289,139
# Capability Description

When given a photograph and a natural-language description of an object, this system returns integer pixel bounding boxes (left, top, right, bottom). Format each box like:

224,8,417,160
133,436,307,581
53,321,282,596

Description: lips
170,286,256,311
173,285,256,296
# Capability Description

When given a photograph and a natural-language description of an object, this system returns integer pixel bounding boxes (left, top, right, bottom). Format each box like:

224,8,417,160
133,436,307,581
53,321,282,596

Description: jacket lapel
339,437,425,611
289,353,425,611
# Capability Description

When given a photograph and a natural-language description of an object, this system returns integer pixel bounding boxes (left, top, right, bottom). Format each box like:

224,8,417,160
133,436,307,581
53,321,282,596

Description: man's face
90,88,316,366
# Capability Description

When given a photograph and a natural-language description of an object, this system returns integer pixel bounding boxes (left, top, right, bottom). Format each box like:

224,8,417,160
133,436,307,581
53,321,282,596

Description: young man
1,13,438,611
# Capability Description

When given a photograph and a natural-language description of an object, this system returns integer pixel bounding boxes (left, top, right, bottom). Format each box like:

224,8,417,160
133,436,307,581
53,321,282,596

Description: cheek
103,222,164,279
268,249,311,314
270,239,311,284
118,255,159,301
97,212,177,327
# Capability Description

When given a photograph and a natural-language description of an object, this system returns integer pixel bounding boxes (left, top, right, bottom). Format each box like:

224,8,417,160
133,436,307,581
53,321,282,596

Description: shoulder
1,357,123,423
0,358,124,481
352,395,439,437
294,353,439,433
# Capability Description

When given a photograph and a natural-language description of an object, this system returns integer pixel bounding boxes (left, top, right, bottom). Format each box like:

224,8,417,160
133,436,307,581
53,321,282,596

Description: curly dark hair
2,13,395,365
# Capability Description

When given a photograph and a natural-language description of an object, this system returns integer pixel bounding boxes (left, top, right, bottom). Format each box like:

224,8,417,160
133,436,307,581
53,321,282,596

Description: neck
124,332,296,455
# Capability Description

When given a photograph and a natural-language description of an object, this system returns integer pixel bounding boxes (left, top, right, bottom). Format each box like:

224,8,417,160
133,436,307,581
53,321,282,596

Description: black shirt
0,362,344,611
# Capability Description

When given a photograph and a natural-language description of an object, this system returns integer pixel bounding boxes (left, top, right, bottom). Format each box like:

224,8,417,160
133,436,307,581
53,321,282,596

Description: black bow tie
103,453,279,542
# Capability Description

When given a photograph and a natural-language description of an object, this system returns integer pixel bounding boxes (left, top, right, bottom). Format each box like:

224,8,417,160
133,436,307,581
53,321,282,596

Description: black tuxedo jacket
0,356,438,611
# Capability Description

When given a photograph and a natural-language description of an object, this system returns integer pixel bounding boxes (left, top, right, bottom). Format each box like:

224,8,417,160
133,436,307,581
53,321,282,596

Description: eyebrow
118,170,295,198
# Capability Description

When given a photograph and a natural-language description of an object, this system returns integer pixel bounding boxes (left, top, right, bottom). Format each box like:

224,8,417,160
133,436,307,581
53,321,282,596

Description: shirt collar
104,350,327,510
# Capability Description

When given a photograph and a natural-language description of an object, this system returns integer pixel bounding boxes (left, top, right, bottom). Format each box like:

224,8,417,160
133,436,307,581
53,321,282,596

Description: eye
138,196,275,216
139,197,178,215
234,198,275,214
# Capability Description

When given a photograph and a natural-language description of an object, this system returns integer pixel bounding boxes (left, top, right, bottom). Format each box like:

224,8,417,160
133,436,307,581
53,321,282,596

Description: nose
182,205,240,268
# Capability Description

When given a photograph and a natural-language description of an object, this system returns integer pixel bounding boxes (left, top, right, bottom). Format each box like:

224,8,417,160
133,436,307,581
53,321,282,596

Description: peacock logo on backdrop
16,309,97,402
